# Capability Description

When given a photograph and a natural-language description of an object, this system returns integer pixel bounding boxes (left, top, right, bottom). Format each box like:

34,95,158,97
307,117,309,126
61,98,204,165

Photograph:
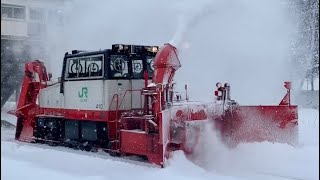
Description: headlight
151,46,158,52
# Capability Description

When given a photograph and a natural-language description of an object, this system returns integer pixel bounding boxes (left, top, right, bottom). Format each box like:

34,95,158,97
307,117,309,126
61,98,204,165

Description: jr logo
78,87,88,102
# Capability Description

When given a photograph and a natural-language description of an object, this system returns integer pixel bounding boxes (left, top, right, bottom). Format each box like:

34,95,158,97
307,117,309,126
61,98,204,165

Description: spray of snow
173,0,298,105
191,108,319,180
43,0,179,77
40,0,301,106
169,0,220,48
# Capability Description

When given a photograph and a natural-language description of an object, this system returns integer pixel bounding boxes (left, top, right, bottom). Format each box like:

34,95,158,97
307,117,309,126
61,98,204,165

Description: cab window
65,55,103,79
146,57,155,78
89,56,103,77
109,55,129,78
132,59,144,78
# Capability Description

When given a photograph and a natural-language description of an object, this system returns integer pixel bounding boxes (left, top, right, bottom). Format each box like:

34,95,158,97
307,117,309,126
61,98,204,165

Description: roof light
151,46,158,52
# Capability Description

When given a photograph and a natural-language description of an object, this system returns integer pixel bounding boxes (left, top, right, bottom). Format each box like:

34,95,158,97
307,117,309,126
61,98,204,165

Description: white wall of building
1,0,68,38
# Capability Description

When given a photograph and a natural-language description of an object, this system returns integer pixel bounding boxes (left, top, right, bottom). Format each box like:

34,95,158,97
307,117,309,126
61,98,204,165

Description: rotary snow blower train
12,43,298,167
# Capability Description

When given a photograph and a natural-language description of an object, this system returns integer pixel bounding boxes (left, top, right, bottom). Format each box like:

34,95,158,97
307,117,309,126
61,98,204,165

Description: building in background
1,0,69,107
1,0,68,58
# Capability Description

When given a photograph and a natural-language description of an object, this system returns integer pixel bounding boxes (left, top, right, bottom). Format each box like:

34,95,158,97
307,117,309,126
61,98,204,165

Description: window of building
27,22,45,36
29,8,45,22
1,6,13,18
48,9,63,25
13,7,24,19
66,55,104,79
1,4,25,20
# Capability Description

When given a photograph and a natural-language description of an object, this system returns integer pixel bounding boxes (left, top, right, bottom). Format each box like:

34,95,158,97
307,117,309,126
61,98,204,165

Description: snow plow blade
213,105,298,146
210,82,298,147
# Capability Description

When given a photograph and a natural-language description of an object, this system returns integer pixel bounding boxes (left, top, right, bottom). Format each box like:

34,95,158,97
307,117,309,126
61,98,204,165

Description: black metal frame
60,44,158,93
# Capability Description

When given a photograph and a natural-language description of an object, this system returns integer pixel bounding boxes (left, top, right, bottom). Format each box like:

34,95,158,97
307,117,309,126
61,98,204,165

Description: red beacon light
216,82,222,88
214,82,223,98
284,81,291,90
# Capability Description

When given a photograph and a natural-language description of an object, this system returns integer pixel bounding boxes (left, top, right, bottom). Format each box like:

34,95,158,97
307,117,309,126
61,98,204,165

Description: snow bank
2,158,101,180
1,101,17,126
1,112,16,126
166,151,242,180
1,101,16,112
1,140,243,180
298,108,319,146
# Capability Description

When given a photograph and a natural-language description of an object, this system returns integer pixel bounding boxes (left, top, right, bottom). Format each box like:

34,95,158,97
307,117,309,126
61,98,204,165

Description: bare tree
290,0,319,91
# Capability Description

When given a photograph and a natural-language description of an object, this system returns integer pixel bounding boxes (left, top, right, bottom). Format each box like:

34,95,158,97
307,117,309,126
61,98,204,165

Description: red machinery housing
211,82,298,147
13,43,298,167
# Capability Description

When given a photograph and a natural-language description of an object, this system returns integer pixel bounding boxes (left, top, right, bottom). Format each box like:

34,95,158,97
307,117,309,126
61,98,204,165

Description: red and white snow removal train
13,43,298,167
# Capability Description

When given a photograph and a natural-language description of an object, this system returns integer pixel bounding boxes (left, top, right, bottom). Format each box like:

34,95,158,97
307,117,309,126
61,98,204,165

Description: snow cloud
44,0,297,105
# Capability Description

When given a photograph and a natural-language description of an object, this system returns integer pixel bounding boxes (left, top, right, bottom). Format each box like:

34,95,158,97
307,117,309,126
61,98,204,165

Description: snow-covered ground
1,108,318,180
1,101,17,126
